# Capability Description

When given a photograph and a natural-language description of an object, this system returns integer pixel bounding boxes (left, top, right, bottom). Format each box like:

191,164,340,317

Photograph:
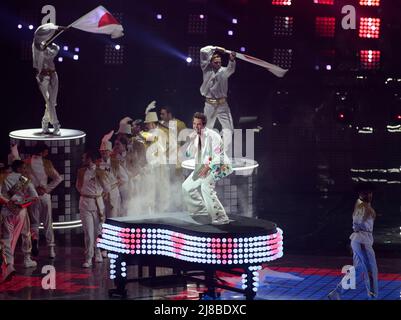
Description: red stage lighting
313,0,334,4
272,0,292,6
359,18,380,38
315,17,336,37
360,50,380,70
359,0,380,6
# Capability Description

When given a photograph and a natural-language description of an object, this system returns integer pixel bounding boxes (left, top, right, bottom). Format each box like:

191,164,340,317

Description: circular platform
9,128,86,141
9,128,87,231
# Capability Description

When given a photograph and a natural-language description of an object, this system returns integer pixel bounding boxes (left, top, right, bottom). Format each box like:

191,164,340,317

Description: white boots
95,250,103,263
41,119,61,136
23,255,37,268
52,122,61,136
82,260,92,268
82,250,103,268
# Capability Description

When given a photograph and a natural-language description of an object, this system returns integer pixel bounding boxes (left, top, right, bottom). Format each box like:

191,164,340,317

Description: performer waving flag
43,6,124,47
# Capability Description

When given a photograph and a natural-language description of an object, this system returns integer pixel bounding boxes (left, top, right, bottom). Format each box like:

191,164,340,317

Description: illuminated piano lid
106,212,277,236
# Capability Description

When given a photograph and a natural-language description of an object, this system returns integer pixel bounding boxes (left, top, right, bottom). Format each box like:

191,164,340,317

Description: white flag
70,6,124,39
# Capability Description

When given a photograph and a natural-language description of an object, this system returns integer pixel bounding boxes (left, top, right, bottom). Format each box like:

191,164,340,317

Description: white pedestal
182,158,259,217
9,129,86,231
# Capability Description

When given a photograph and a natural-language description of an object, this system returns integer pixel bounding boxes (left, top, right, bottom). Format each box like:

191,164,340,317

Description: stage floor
1,245,400,300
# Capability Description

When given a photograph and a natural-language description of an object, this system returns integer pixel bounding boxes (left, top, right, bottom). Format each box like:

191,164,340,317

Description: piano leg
199,270,221,300
108,257,128,298
243,267,258,300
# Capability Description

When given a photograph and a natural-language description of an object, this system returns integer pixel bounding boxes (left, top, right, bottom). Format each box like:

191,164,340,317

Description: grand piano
97,212,283,300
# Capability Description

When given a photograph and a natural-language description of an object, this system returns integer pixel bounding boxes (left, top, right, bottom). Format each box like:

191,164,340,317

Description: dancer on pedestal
32,23,66,135
182,112,233,225
200,45,236,152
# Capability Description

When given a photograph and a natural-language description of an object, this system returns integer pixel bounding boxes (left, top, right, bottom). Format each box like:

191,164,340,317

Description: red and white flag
227,50,288,78
70,6,124,39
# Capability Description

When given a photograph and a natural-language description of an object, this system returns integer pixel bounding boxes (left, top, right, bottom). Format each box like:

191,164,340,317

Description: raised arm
224,51,236,77
200,45,225,71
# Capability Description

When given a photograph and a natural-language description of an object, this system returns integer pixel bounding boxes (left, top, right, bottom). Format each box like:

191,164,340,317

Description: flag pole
43,21,76,49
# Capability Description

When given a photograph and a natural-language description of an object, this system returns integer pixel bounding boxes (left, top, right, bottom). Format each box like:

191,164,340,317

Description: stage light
17,24,22,29
156,14,162,20
326,65,332,70
314,0,334,4
273,48,293,69
315,17,336,37
58,57,63,62
74,47,79,52
272,0,292,5
28,25,34,30
63,46,68,51
273,16,294,36
228,30,234,36
186,57,192,63
73,55,79,61
105,44,124,65
232,18,238,24
360,50,380,70
188,14,207,34
359,18,380,38
359,0,380,6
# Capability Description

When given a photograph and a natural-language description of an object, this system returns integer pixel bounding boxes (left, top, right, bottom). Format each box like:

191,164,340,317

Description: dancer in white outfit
328,182,379,300
200,45,236,152
26,143,63,259
98,134,121,218
32,23,66,135
1,160,38,282
182,112,233,224
76,151,109,268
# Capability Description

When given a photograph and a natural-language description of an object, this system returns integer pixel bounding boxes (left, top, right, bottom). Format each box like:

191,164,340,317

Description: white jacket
184,128,233,181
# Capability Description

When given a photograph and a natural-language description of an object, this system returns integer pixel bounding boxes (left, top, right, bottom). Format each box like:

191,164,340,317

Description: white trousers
80,208,102,261
0,209,32,266
29,193,55,247
204,102,234,153
332,240,379,298
37,74,59,127
118,183,130,217
104,187,121,218
182,172,227,220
